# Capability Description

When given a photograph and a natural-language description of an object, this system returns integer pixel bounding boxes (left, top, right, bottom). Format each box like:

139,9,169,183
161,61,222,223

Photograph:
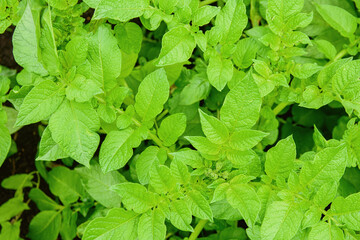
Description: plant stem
188,219,208,240
250,0,261,27
199,0,218,7
272,102,289,116
156,109,169,121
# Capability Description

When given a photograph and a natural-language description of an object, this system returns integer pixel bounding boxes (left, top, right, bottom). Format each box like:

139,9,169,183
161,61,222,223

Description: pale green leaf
308,222,344,240
261,201,303,240
149,165,176,194
76,163,125,208
13,3,48,75
193,5,220,26
158,113,186,146
199,109,229,144
87,25,122,91
1,173,33,190
134,68,169,121
157,26,196,66
226,184,260,227
316,4,358,38
138,209,166,240
187,190,213,221
300,145,347,190
99,128,139,173
207,55,234,91
169,200,193,232
229,129,269,151
265,135,296,179
94,0,149,22
220,73,262,131
49,100,100,167
111,183,156,213
16,80,65,126
330,192,360,231
37,127,68,161
39,7,60,75
83,208,139,240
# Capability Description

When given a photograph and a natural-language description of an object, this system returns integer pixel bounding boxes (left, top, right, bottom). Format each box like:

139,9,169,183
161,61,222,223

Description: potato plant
1,0,360,239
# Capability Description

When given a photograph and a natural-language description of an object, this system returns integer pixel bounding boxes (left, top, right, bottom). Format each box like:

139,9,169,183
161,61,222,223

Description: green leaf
16,80,65,126
149,165,176,194
0,197,29,223
300,145,347,190
170,149,204,168
60,207,77,240
49,100,100,167
316,4,358,38
207,55,234,91
265,135,296,179
83,208,139,240
114,22,143,54
308,222,344,240
63,36,89,67
136,146,165,185
134,68,169,121
291,63,322,79
314,39,337,60
37,127,68,161
99,128,139,173
185,136,221,156
158,113,186,146
1,173,33,190
193,5,220,26
330,192,360,231
138,209,166,240
170,159,190,185
233,38,260,69
157,26,196,66
0,221,21,240
332,60,360,102
13,3,47,75
27,211,61,240
169,199,193,232
266,0,304,34
229,129,269,151
66,74,102,103
47,0,77,9
87,25,122,91
76,163,125,208
0,125,11,167
199,109,229,144
28,188,62,211
179,74,211,105
187,190,213,221
226,183,260,227
39,7,60,75
212,0,247,44
94,0,149,21
220,73,261,131
111,183,156,213
47,166,85,205
261,201,303,240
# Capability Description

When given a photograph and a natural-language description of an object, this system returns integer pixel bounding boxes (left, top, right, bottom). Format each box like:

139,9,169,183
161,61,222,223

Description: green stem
326,38,360,66
250,0,261,27
199,0,218,7
272,102,289,116
188,219,208,240
156,109,169,121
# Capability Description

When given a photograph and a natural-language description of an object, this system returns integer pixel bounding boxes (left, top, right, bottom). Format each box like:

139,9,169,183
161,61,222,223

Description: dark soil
0,26,40,239
0,27,22,71
0,124,42,239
